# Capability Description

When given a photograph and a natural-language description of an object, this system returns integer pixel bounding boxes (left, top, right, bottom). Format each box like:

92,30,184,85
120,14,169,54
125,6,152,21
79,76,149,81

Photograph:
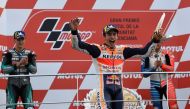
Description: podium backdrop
0,0,190,109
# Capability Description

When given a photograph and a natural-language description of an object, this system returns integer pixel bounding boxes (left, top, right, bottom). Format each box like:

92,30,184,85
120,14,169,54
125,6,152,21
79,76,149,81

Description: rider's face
14,38,25,49
105,31,118,44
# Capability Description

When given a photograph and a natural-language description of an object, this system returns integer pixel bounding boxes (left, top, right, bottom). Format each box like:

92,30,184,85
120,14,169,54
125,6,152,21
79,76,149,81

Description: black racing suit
1,48,37,109
71,30,159,109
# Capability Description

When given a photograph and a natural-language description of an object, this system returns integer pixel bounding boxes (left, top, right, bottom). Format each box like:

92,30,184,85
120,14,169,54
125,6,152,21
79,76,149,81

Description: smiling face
105,30,118,43
103,25,119,49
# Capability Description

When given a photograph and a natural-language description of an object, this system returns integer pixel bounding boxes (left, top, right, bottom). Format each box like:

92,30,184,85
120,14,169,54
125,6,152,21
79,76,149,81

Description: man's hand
20,57,28,66
154,60,162,68
70,18,80,30
12,61,21,67
152,31,163,41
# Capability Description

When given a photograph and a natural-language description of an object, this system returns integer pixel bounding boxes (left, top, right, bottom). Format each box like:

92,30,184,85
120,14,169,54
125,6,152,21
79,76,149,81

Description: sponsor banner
23,11,174,60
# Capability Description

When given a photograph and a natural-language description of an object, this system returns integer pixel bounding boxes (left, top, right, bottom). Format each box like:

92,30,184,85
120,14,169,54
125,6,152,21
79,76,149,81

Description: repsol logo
102,54,122,59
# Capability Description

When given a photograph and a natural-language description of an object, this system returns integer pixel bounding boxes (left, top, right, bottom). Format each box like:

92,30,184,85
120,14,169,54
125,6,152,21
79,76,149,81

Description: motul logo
37,17,92,50
0,45,7,52
161,46,183,52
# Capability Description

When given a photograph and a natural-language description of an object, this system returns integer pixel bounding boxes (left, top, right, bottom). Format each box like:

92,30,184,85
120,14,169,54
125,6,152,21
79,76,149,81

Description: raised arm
70,18,100,58
123,32,163,59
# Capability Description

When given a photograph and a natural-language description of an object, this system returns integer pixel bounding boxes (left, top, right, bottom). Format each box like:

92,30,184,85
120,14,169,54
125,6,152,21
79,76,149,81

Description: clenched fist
20,57,28,66
152,31,163,41
70,18,80,30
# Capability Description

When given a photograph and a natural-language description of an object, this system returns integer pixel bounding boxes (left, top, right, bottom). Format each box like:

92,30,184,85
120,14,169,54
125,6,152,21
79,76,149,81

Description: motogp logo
37,17,92,50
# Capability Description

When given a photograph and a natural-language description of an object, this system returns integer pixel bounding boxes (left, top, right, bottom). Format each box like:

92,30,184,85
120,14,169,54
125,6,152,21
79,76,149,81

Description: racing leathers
1,48,37,109
71,30,159,109
141,50,178,109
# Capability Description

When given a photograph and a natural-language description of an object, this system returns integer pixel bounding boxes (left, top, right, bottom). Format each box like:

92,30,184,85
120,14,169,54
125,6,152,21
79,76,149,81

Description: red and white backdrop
0,0,190,109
